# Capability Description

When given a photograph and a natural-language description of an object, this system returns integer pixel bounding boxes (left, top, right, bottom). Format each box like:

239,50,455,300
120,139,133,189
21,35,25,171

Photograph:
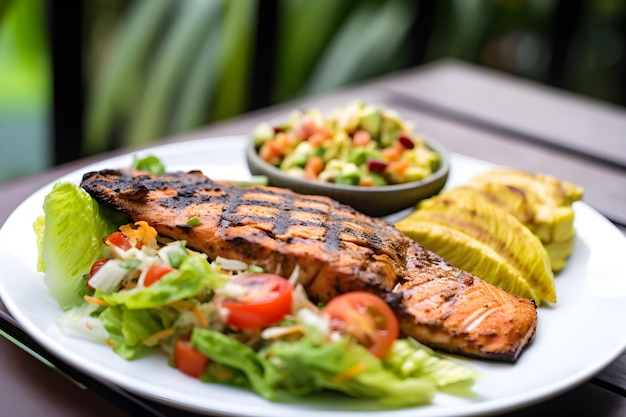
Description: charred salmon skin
81,169,538,362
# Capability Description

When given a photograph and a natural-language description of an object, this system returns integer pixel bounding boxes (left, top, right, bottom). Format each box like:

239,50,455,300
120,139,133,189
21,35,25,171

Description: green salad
33,157,478,408
253,101,440,186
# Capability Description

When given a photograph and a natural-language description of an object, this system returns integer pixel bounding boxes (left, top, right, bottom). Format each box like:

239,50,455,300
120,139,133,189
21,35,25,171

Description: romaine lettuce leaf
34,182,126,310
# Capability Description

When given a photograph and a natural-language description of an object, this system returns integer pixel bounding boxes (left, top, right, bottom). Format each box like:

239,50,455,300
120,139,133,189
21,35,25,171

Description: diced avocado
324,131,349,161
359,108,382,139
313,147,325,158
253,122,275,147
335,162,361,185
382,110,405,132
379,132,395,148
347,148,385,166
379,111,405,147
335,177,357,185
403,166,432,182
370,172,388,186
341,162,361,177
318,159,345,183
280,142,313,169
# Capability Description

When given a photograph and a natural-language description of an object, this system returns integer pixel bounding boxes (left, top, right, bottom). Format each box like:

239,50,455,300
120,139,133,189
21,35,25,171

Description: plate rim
1,134,626,417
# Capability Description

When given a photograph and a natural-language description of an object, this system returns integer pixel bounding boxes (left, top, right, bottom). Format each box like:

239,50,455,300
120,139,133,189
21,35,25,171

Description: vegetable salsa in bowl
246,102,449,216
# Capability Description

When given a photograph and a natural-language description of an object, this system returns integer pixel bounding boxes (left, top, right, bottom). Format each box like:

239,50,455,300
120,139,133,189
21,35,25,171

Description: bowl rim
246,135,450,194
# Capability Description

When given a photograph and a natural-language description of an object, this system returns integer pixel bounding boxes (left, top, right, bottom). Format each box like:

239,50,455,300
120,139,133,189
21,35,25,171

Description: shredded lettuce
191,328,284,400
56,303,109,344
267,333,436,407
98,253,227,308
99,305,172,359
191,328,439,407
34,182,126,310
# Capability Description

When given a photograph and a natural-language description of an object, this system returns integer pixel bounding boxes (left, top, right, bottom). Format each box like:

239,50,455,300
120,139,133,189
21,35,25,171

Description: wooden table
1,59,625,416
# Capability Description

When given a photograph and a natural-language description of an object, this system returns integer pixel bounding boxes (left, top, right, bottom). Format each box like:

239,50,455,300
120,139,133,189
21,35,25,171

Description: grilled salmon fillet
81,168,537,362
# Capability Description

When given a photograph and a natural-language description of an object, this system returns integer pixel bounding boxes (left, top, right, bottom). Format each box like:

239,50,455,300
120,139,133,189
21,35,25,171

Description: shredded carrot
167,300,209,327
120,221,158,249
352,130,371,146
359,176,374,187
169,299,195,309
84,295,108,307
333,362,366,383
143,327,176,347
304,156,324,180
214,368,234,382
192,305,210,328
105,339,115,348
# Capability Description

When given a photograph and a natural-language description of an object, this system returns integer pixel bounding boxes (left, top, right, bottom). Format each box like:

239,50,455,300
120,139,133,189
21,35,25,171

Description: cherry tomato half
214,274,293,329
323,291,399,358
86,258,109,290
144,264,175,287
106,231,132,251
173,337,209,378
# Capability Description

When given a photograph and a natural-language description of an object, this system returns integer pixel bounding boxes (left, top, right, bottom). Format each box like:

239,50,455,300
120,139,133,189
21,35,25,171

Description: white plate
2,135,626,417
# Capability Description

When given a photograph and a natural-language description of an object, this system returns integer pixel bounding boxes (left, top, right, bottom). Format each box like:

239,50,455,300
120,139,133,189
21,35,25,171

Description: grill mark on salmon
81,168,537,362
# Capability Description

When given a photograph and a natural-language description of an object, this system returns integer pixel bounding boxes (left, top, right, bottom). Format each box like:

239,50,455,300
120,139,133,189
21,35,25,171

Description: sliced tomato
86,258,109,290
144,264,174,287
106,231,132,251
173,337,209,378
323,291,399,358
214,274,293,329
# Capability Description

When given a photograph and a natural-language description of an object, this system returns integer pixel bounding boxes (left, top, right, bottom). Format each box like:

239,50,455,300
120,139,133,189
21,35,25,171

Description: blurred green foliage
0,0,624,182
0,0,51,182
0,0,49,111
81,0,626,156
85,0,409,152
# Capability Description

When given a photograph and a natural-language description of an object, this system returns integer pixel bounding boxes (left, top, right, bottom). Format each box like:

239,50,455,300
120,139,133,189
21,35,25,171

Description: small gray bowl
246,137,449,217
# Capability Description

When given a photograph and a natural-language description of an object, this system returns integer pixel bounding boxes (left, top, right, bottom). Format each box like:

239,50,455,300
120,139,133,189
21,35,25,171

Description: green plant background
1,0,625,182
